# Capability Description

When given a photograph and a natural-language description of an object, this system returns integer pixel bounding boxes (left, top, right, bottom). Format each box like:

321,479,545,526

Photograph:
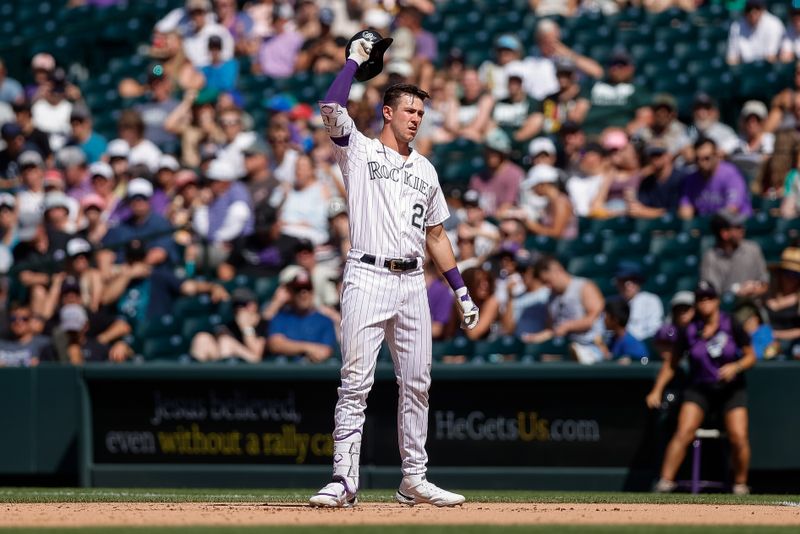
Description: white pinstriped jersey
319,103,449,259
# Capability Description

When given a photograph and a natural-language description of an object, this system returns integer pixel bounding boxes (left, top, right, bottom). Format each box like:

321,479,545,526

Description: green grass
1,527,799,534
0,488,799,506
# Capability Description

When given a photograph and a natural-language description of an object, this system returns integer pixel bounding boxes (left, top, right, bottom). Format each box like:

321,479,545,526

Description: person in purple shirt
646,280,756,496
256,4,304,79
679,137,752,218
425,260,454,340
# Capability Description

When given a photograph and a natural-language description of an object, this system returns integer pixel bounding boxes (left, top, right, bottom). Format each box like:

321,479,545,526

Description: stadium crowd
1,0,800,366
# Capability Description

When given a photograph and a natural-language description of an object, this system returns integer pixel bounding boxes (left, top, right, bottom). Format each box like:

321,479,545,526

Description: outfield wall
1,363,799,492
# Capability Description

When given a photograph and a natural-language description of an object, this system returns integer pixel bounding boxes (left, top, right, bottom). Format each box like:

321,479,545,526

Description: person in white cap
43,191,79,236
737,100,774,157
40,303,133,364
14,150,46,242
97,178,175,275
216,108,257,179
519,164,576,239
192,158,253,269
117,110,162,173
58,237,103,313
183,0,235,68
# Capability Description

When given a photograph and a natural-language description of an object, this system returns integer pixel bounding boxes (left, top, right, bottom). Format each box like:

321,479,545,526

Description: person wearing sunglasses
0,304,49,367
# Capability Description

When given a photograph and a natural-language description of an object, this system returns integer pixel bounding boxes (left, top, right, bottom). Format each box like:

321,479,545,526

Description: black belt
360,254,418,272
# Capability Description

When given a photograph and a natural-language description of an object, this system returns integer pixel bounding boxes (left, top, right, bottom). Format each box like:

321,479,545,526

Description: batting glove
459,293,480,330
348,38,373,66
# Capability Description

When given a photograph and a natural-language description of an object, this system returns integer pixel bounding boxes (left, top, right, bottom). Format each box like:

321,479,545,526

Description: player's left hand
458,294,479,330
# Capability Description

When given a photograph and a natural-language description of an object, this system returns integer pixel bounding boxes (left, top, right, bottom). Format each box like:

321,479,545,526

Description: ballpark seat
521,337,568,363
567,253,614,278
745,211,776,237
642,272,677,298
753,233,788,263
650,232,701,258
142,335,189,361
525,234,557,254
634,214,682,234
776,217,800,238
173,294,216,318
556,232,602,261
432,337,474,363
472,335,523,363
136,314,180,338
589,217,636,236
659,254,700,278
602,232,650,259
181,315,224,341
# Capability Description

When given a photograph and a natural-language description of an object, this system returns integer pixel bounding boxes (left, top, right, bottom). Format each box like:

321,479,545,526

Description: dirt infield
2,502,799,528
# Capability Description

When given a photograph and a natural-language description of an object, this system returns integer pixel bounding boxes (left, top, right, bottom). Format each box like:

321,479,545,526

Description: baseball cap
265,93,296,112
496,34,522,52
524,164,559,187
175,169,199,189
66,237,92,258
289,103,314,121
614,260,645,282
31,52,55,71
528,137,556,157
70,102,91,122
18,150,44,168
127,178,154,199
554,57,576,74
89,161,113,180
80,193,106,211
0,193,16,209
231,287,257,306
645,140,669,157
319,7,335,25
694,280,719,299
1,122,22,139
59,304,88,332
693,92,717,109
186,0,211,11
207,34,223,50
670,290,695,308
602,129,629,151
363,7,390,29
157,154,180,171
484,128,511,154
107,139,131,160
56,146,86,169
206,158,237,181
294,239,315,254
242,138,269,156
559,120,581,135
583,142,607,157
741,100,768,120
386,60,413,78
273,2,295,20
44,169,65,189
463,189,481,207
651,93,677,111
608,49,632,66
44,192,71,212
61,275,81,296
288,269,313,291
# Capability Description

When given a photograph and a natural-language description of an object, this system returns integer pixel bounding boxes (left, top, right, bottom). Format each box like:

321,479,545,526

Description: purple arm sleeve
443,267,468,299
324,60,359,107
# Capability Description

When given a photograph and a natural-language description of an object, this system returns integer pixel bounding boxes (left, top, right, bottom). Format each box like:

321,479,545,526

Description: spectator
540,58,590,135
558,120,586,174
68,103,107,164
600,298,649,363
647,280,755,496
192,158,254,269
589,129,642,217
190,287,266,362
443,267,500,342
25,52,55,102
780,8,800,63
201,35,239,95
0,304,49,367
734,299,777,360
530,0,578,17
726,0,784,65
257,3,304,79
679,137,752,218
566,142,606,217
491,71,543,144
59,238,103,312
279,239,339,311
456,189,500,262
781,161,800,218
479,34,525,101
98,178,175,274
31,68,73,151
653,290,695,361
700,210,768,298
85,161,118,223
687,93,740,156
268,123,300,184
164,88,225,168
763,247,800,344
425,260,454,341
523,19,603,100
274,154,330,246
444,68,494,143
183,0,234,68
468,129,524,216
12,101,51,161
736,100,774,157
43,191,78,241
614,261,664,340
581,49,650,135
15,150,47,242
213,0,257,56
636,94,690,156
392,6,436,88
629,141,685,218
215,107,255,179
0,57,23,104
0,194,17,250
79,194,108,246
133,66,181,151
517,164,577,239
266,270,337,363
57,146,91,201
0,123,26,182
503,258,550,340
40,303,132,364
12,225,56,318
295,7,346,74
116,110,162,173
152,155,180,216
529,256,605,364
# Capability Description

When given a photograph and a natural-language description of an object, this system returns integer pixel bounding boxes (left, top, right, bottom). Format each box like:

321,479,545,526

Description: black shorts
683,383,748,414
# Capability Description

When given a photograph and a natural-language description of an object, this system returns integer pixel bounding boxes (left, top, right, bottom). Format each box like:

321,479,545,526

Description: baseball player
309,33,480,508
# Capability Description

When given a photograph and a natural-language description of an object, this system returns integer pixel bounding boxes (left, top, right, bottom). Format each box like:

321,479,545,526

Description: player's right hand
348,38,372,66
459,294,480,330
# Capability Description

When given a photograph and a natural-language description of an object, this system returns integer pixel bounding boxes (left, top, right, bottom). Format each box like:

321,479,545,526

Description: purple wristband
324,60,359,107
443,267,468,299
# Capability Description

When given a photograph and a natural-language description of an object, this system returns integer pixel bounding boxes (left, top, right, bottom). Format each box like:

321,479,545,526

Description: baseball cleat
395,475,465,507
309,481,358,508
653,478,677,493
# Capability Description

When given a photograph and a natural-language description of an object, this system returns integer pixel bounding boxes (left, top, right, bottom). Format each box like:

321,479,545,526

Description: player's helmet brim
346,30,394,82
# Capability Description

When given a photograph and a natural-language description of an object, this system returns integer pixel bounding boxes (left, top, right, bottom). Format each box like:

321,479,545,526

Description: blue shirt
81,132,108,163
0,78,23,103
269,309,336,350
610,331,649,361
750,324,773,360
102,211,176,265
201,59,239,94
118,268,183,327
